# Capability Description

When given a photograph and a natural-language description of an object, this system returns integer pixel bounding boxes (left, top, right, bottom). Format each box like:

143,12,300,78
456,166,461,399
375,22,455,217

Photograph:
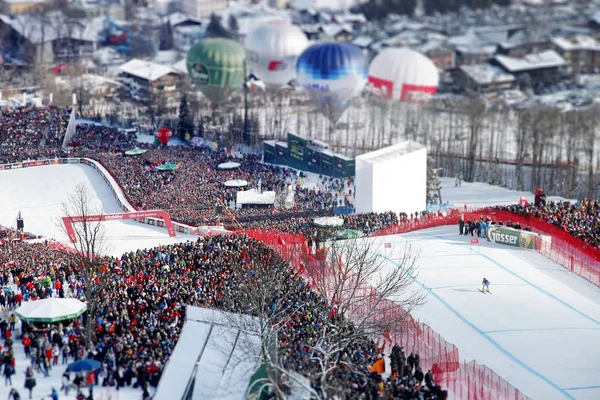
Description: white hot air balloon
368,48,439,104
244,21,309,90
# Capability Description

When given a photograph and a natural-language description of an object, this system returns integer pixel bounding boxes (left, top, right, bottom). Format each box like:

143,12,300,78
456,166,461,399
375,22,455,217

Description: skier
482,278,490,293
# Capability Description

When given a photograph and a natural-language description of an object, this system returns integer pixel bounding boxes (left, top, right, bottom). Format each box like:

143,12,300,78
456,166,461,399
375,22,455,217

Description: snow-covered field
0,164,197,256
371,226,600,400
1,161,599,400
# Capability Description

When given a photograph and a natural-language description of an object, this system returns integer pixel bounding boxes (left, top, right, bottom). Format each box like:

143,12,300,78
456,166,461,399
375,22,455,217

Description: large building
355,141,427,216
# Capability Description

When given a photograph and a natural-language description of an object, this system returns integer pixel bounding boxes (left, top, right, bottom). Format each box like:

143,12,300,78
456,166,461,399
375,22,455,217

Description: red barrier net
461,209,600,288
241,215,530,400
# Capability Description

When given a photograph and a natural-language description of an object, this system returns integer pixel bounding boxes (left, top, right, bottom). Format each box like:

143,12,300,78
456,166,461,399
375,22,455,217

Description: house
299,24,321,41
493,49,566,87
497,29,551,57
456,64,515,92
1,0,46,14
117,58,182,104
0,14,101,64
319,23,353,42
332,13,367,31
352,35,373,50
551,35,600,74
167,12,205,52
455,45,497,65
417,41,455,70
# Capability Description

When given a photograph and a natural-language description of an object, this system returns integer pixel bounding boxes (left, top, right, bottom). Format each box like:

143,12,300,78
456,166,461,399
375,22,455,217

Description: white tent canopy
223,179,248,188
237,189,275,205
15,298,87,323
218,162,241,170
313,216,344,227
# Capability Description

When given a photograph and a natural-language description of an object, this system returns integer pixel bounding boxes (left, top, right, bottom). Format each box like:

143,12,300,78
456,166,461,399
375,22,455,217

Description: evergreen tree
177,92,194,140
426,162,442,205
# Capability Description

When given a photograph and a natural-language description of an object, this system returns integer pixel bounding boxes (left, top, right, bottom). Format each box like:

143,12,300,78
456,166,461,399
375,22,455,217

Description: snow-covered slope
0,164,196,256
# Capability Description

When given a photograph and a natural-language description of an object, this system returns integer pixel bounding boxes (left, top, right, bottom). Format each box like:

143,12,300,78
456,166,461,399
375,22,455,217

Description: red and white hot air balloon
368,48,439,104
244,21,309,91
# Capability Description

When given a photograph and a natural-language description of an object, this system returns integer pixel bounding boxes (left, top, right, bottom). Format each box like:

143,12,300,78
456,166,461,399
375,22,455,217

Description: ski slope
0,164,197,256
372,226,600,400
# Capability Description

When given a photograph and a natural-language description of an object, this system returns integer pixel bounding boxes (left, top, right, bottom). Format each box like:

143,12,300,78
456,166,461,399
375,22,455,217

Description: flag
519,195,529,207
61,108,77,149
470,238,479,245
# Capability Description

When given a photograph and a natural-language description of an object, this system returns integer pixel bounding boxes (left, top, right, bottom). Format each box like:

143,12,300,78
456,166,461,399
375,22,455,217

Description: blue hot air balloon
296,42,367,123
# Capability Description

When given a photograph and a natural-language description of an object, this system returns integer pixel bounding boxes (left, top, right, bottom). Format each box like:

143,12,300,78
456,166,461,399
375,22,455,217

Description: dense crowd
496,200,600,249
0,236,446,399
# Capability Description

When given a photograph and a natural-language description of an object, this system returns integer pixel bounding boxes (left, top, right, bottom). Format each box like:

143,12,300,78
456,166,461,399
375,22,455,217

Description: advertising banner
0,165,4,171
263,141,276,164
68,159,80,164
487,226,534,249
287,133,308,170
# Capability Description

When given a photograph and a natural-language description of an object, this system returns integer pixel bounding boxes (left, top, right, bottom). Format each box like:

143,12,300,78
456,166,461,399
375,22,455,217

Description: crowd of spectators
0,235,446,399
496,200,600,249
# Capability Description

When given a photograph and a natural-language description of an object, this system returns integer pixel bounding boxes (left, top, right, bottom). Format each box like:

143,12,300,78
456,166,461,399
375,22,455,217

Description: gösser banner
487,226,535,249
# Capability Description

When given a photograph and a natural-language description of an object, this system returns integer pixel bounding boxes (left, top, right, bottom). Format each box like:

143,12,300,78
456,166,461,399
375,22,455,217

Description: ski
478,288,487,294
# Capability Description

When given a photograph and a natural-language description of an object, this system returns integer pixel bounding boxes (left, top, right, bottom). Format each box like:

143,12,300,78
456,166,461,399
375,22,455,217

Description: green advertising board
275,142,288,166
306,147,320,174
487,227,534,249
263,141,276,164
287,133,308,170
345,158,355,177
320,151,333,176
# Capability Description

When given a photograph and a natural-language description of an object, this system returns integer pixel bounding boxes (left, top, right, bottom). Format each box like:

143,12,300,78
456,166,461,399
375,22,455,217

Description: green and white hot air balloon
186,38,247,105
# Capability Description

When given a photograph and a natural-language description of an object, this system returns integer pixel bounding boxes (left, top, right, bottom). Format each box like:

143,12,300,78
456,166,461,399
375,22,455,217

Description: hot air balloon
368,48,439,104
296,42,367,123
187,38,247,104
156,127,173,145
244,21,309,90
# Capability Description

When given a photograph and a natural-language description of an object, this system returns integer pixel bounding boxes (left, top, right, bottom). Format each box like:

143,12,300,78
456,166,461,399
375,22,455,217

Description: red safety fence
461,209,600,287
241,217,530,400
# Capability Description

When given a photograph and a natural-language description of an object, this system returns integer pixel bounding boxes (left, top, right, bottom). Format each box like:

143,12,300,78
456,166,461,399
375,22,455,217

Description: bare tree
295,237,424,398
58,183,111,347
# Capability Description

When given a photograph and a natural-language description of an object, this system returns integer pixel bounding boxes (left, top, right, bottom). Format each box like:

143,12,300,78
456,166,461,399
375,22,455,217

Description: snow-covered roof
455,45,497,55
551,35,600,52
118,59,179,81
153,50,179,65
333,13,367,24
460,64,515,85
495,50,566,73
172,59,188,74
320,23,353,38
357,141,426,164
154,306,261,400
289,0,356,11
167,12,203,27
352,35,373,48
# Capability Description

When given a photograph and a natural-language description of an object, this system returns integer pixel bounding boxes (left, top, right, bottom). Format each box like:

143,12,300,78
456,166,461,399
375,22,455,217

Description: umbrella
155,163,179,171
15,298,87,323
313,216,344,228
218,161,241,170
67,359,101,372
223,179,248,188
124,148,147,156
336,229,365,240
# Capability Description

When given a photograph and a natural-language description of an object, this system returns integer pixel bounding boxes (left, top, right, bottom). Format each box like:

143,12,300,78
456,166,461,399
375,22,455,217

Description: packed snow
371,227,600,400
0,164,197,256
